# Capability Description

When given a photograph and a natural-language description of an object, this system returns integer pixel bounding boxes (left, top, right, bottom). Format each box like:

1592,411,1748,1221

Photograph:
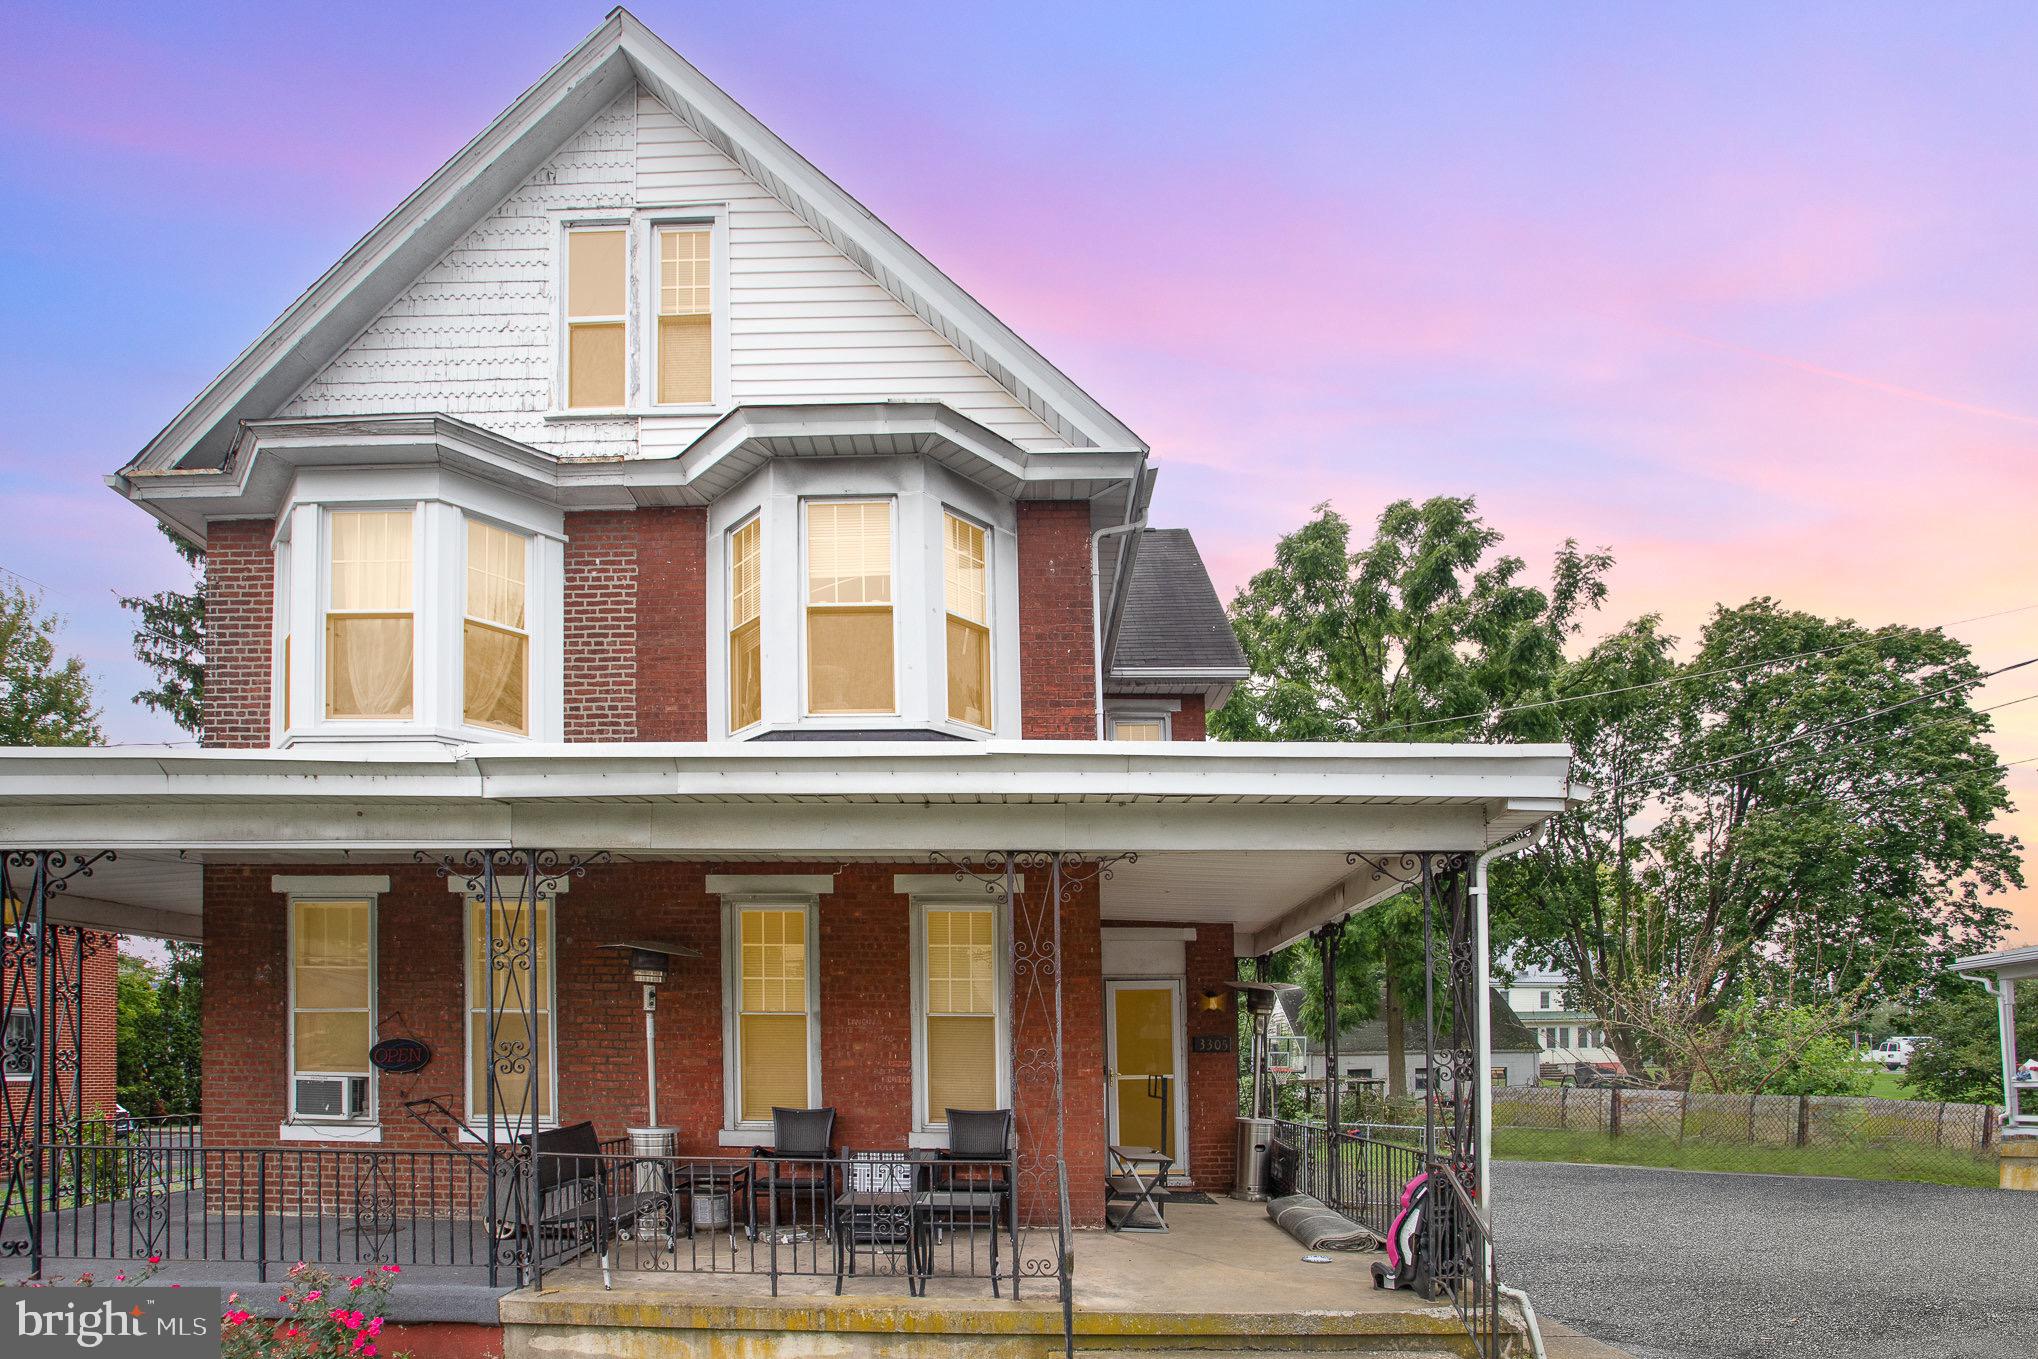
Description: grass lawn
1493,1127,1997,1188
1862,1068,1917,1099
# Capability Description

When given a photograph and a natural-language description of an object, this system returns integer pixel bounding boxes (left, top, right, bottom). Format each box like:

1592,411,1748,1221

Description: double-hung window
290,898,374,1122
565,228,627,409
656,226,713,405
466,893,554,1125
325,509,414,720
805,500,894,715
2,1009,33,1080
732,905,815,1123
919,904,1001,1126
943,512,991,728
728,517,762,730
464,518,530,733
1108,716,1165,741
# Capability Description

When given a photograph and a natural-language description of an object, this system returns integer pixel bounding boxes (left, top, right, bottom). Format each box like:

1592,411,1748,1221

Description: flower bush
221,1262,411,1359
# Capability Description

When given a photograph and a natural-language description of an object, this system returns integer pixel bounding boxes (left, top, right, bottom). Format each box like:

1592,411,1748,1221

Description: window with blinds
464,519,529,733
657,227,712,404
943,512,992,728
1109,717,1165,741
326,509,414,720
922,907,998,1124
736,906,811,1122
292,899,373,1115
805,500,894,714
467,895,553,1122
729,518,762,730
566,228,626,409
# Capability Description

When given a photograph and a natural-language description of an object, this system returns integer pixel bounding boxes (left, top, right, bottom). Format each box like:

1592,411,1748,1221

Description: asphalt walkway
1494,1160,2038,1359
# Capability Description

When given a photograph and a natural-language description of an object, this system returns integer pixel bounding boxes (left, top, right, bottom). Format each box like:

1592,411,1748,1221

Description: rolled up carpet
1267,1193,1377,1251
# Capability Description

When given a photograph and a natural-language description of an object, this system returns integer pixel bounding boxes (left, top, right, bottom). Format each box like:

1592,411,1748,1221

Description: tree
1218,498,1612,1090
118,524,205,736
0,578,101,745
115,944,203,1117
1907,978,2038,1105
1496,599,2025,1084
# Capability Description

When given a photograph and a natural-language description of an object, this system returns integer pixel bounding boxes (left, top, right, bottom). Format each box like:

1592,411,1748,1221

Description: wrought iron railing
1270,1119,1424,1239
1425,1164,1501,1359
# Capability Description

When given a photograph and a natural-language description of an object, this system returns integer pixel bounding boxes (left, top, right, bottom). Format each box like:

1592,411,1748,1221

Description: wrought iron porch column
1311,921,1343,1202
0,849,113,1279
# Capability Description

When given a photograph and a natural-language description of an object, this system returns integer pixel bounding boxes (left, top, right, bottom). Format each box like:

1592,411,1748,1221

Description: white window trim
1106,706,1174,741
317,503,423,730
726,510,764,735
2,1008,32,1083
907,892,1011,1148
940,505,995,733
457,886,562,1140
799,494,903,721
553,217,634,416
639,211,730,415
459,512,535,737
283,890,380,1132
717,893,824,1143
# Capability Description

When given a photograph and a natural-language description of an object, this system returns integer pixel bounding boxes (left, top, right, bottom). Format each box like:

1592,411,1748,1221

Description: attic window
566,228,627,408
656,227,713,404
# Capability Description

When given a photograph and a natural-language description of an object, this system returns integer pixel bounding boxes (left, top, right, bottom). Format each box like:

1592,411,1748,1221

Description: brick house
2,925,118,1134
0,12,1575,1346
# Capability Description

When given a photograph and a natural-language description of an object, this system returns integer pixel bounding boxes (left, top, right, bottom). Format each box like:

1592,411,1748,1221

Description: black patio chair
918,1107,1017,1296
753,1106,837,1239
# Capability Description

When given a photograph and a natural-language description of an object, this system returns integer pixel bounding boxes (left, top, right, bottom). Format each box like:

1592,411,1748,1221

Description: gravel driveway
1493,1161,2038,1359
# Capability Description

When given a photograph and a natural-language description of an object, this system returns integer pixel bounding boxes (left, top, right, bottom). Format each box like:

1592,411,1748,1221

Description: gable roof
1284,988,1542,1056
124,8,1144,476
1107,529,1248,676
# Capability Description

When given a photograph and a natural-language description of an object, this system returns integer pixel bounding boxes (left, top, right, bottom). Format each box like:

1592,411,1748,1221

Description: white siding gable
280,86,1068,461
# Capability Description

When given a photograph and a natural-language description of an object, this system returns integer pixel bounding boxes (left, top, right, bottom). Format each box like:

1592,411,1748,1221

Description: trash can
1232,1115,1277,1201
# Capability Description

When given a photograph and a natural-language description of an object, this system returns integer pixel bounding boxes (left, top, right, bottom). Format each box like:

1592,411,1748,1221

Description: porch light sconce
600,940,702,1130
1200,989,1228,1012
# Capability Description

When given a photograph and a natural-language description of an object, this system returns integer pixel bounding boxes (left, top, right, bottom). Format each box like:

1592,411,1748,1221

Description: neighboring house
0,11,1581,1339
1283,989,1542,1091
1505,963,1620,1071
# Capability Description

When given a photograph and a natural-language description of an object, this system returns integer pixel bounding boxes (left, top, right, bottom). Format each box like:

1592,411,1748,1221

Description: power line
1346,600,2038,740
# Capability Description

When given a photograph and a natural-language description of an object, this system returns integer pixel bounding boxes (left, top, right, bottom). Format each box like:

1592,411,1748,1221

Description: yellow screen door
1105,979,1185,1167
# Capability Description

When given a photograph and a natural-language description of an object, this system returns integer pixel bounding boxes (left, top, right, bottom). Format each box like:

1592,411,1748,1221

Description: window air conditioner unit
294,1075,370,1121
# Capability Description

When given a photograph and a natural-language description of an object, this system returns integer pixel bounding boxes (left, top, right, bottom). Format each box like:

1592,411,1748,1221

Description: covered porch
0,739,1573,1354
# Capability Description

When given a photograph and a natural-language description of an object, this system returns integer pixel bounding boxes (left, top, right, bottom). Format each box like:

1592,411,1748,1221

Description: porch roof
0,739,1579,953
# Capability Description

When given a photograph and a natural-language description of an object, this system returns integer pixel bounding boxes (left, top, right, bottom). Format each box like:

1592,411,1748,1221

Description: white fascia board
1952,945,2038,979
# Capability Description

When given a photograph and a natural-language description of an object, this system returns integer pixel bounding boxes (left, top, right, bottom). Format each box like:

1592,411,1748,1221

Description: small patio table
1105,1144,1173,1232
676,1162,756,1241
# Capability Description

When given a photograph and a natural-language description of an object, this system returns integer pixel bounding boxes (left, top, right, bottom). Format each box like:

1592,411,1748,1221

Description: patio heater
1226,979,1300,1201
600,940,702,1160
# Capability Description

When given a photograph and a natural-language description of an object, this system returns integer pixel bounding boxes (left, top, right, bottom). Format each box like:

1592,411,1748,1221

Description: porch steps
498,1289,1493,1359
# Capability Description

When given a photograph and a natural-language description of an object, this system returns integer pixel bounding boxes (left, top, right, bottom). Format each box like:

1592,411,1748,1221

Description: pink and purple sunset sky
2,3,2033,938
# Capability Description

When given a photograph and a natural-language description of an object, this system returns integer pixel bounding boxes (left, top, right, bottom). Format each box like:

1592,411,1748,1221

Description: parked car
1861,1037,1921,1070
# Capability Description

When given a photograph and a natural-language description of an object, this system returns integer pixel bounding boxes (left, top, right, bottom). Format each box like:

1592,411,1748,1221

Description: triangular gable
127,8,1143,473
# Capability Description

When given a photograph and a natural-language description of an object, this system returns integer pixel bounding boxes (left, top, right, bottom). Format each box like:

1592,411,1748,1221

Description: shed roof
1108,529,1248,676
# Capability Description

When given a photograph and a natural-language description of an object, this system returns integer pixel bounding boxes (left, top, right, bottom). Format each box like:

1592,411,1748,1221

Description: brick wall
198,859,1117,1226
562,511,640,740
1016,503,1097,738
0,929,119,1133
1172,694,1207,741
201,518,274,748
633,507,707,741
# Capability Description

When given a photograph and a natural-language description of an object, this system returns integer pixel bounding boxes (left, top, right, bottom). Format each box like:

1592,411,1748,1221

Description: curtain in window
464,519,529,733
738,907,809,1121
943,513,991,727
327,510,413,719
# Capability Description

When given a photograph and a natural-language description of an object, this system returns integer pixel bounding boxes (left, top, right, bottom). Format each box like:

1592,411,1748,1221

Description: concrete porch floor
504,1197,1489,1356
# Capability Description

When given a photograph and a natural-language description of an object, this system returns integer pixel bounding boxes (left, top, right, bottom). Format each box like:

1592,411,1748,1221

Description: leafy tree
1218,498,1612,1090
115,944,203,1117
118,524,205,736
1907,978,2038,1105
1497,599,2024,1084
0,578,101,745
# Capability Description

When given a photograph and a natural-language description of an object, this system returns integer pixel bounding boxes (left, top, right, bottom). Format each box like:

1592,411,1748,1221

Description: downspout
1090,458,1150,738
1471,825,1544,1214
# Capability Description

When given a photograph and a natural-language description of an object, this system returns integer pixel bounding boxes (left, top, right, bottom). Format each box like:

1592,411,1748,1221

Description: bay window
325,509,414,720
805,500,894,715
728,517,762,730
656,227,713,404
565,227,627,409
943,512,991,728
463,517,529,734
466,891,554,1125
290,897,374,1123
